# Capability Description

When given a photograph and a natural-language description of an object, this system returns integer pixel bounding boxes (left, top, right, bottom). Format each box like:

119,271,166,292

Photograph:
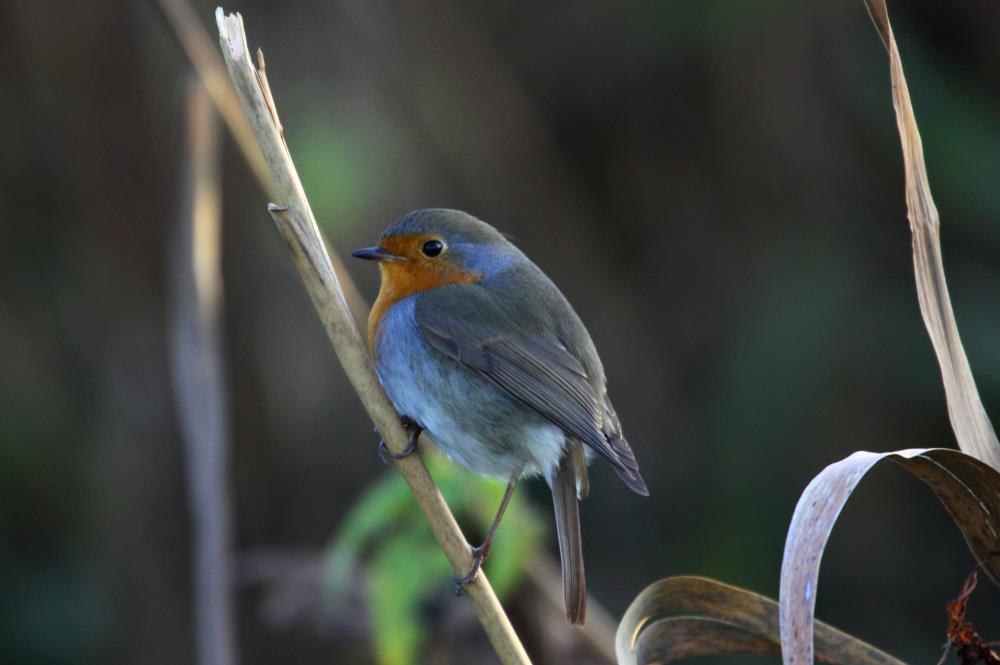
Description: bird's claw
452,543,491,596
377,437,418,464
376,418,421,464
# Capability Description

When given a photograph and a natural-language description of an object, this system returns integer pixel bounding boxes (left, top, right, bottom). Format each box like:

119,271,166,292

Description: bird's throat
368,261,480,353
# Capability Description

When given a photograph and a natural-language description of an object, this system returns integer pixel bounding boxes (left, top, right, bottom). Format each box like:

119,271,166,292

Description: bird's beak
351,246,403,262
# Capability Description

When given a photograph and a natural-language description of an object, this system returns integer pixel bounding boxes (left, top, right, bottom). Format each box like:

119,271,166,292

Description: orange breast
367,256,480,353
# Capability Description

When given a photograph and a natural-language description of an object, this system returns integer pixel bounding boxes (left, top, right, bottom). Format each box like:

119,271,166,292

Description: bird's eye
421,239,444,257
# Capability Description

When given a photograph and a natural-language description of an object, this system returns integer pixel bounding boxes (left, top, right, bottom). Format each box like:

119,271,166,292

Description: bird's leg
454,471,520,594
377,416,422,464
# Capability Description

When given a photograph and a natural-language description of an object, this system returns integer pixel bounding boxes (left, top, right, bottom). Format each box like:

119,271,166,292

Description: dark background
2,1,999,663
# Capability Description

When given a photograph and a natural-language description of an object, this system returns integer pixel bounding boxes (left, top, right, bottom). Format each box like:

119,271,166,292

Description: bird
352,208,647,625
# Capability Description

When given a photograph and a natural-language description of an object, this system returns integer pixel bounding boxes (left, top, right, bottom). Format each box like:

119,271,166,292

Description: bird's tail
551,442,587,625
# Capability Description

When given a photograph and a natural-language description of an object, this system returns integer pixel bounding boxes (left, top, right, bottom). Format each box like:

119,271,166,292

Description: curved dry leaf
863,0,1000,471
616,576,903,665
779,448,1000,664
777,3,1000,662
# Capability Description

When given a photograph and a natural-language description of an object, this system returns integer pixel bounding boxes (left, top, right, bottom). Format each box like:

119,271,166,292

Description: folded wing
417,308,647,495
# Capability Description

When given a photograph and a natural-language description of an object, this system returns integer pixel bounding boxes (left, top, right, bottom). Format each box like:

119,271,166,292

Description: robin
352,209,647,624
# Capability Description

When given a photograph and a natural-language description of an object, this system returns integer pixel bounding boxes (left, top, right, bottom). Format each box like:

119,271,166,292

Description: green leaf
424,454,545,597
324,450,545,664
369,521,452,665
324,471,417,603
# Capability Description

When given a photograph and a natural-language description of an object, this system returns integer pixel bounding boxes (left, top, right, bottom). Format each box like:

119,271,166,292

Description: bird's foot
377,416,421,464
453,542,491,596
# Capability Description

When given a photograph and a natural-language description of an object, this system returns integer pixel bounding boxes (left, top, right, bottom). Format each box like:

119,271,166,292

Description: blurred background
2,1,999,663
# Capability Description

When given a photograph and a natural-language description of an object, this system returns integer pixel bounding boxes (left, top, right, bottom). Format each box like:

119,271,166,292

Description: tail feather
552,446,587,625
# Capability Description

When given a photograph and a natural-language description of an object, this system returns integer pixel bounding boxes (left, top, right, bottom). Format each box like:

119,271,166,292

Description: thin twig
153,0,367,326
167,77,238,665
213,9,531,664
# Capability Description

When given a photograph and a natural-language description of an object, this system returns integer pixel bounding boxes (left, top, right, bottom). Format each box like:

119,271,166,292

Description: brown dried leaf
615,576,903,665
779,449,1000,664
620,3,1000,664
863,0,1000,470
779,2,1000,663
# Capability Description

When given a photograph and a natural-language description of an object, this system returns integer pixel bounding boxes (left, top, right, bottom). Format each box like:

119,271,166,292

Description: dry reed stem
154,0,367,325
214,9,531,664
159,2,618,655
167,79,238,665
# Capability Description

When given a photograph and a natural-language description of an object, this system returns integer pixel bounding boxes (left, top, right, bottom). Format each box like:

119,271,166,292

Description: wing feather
416,308,646,494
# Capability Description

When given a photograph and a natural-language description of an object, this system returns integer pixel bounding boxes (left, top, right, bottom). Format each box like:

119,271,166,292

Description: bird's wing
415,303,645,493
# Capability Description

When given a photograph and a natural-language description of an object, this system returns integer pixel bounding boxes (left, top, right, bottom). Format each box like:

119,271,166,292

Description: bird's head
352,208,519,295
353,209,522,349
